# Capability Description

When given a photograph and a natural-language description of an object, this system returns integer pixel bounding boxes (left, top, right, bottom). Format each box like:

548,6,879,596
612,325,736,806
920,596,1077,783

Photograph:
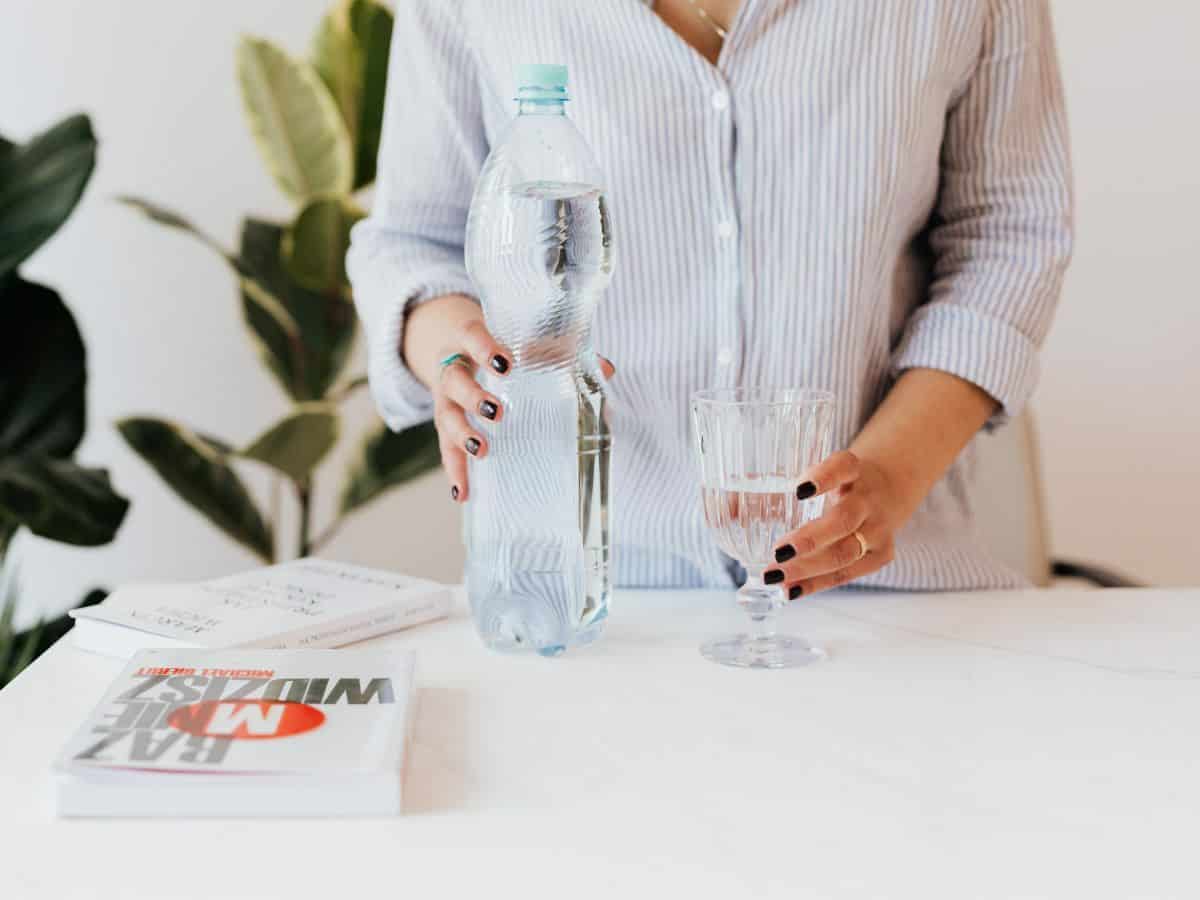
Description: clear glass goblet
691,388,836,669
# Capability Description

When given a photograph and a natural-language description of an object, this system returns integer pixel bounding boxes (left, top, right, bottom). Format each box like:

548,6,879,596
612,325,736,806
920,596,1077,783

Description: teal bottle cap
516,64,568,92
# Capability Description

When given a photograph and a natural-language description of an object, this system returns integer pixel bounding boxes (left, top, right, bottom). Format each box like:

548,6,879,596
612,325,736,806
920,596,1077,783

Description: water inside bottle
465,180,613,655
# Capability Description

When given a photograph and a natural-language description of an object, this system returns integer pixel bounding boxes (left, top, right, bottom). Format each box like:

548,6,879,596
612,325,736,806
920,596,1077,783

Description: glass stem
738,571,780,643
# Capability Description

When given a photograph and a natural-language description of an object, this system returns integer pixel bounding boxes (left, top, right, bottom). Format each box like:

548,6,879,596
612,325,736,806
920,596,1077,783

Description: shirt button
716,347,734,366
711,91,730,112
716,221,735,239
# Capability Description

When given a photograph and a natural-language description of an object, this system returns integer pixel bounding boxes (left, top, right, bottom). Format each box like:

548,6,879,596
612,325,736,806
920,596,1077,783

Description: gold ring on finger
852,530,870,560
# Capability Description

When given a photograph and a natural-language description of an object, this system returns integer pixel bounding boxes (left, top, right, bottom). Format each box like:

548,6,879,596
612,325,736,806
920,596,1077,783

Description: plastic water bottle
463,64,614,656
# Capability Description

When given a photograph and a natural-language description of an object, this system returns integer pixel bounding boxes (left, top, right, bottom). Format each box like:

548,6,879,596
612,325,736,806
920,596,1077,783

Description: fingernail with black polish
465,437,481,456
478,399,498,420
774,544,796,564
490,355,509,374
796,481,817,500
450,485,460,501
764,569,784,585
789,584,803,601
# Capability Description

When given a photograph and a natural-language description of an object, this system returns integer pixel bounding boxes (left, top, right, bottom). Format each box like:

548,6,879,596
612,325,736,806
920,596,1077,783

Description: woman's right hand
403,294,512,504
404,293,615,503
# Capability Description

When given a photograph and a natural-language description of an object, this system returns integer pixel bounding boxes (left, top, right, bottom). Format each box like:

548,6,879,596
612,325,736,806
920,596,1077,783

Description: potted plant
119,0,439,563
0,113,130,687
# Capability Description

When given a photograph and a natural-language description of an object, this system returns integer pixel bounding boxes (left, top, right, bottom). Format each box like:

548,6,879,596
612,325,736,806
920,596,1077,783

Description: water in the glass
701,476,808,565
701,476,811,617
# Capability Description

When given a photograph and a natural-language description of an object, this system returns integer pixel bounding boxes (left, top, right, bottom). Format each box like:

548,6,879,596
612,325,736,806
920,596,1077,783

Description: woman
348,0,1073,595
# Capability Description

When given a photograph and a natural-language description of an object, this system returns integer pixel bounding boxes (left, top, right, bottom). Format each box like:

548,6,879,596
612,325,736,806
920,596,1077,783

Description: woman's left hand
763,451,912,599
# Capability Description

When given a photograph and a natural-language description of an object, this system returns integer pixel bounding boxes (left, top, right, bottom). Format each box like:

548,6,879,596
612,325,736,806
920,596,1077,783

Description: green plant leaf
0,278,85,459
0,581,16,688
239,217,356,402
0,456,129,546
340,421,440,515
118,196,355,404
236,37,353,203
239,403,339,482
116,195,237,264
0,588,105,689
118,417,274,561
118,196,306,358
239,274,304,344
347,0,392,188
8,618,42,681
0,114,96,277
311,3,362,148
195,431,235,455
0,554,19,686
312,0,393,188
331,373,369,403
0,519,16,559
282,195,363,295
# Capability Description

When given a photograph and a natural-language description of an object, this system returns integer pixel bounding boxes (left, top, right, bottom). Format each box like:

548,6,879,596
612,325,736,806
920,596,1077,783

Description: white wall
1040,1,1200,585
3,0,1197,625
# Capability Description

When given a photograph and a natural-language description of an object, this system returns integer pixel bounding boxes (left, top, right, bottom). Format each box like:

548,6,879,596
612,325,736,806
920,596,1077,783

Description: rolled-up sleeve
891,0,1074,427
346,0,485,431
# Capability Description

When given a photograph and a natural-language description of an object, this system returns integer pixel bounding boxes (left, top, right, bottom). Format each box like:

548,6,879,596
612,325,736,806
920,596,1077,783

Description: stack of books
53,559,452,817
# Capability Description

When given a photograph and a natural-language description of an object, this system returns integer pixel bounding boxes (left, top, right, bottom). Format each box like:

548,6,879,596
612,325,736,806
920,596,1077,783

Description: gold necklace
682,0,729,40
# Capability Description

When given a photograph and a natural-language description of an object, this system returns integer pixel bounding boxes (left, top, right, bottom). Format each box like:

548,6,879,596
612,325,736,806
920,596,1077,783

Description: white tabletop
2,586,1198,900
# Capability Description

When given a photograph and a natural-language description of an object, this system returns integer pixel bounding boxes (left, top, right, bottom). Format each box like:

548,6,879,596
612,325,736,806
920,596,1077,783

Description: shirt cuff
890,303,1041,430
366,276,478,432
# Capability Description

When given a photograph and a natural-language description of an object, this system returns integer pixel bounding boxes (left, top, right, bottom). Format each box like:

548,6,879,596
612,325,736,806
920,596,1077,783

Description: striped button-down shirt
348,0,1074,590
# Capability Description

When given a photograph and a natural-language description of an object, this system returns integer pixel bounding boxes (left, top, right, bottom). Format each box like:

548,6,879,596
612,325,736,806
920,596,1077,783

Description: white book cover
69,558,451,659
54,648,417,817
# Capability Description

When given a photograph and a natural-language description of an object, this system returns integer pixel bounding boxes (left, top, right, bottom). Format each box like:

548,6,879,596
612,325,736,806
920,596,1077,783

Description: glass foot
700,633,827,669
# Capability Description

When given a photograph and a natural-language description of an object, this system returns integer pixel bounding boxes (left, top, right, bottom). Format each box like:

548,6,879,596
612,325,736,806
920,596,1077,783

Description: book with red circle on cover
52,647,416,817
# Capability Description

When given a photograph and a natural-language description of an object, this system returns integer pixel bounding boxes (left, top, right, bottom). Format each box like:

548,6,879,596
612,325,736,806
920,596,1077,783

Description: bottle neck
517,99,567,117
